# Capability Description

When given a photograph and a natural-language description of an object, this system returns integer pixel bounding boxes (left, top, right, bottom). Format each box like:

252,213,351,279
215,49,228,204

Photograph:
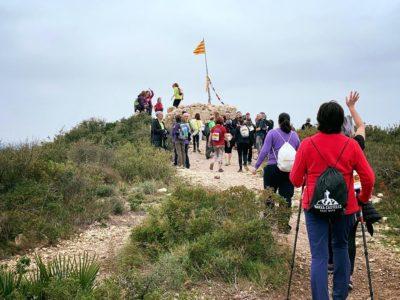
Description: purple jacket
255,128,300,169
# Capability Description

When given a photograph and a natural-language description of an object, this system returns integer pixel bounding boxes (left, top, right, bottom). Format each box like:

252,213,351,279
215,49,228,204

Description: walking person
151,111,168,149
190,113,203,153
253,113,300,230
172,115,189,168
172,83,184,108
235,116,250,172
224,113,235,166
289,101,375,300
244,112,256,164
203,115,216,159
209,117,227,173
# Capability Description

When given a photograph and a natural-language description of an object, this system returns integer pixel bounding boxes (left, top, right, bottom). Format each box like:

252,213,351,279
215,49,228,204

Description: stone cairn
165,102,237,128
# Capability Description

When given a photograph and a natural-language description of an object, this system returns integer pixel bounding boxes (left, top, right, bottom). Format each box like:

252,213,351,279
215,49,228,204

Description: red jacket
290,132,375,215
154,102,163,112
210,124,227,147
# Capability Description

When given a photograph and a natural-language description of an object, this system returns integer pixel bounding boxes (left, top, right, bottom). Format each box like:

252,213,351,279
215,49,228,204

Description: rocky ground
1,143,399,299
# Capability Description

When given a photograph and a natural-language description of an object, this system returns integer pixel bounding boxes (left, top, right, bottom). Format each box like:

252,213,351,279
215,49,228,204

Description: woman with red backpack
209,117,227,173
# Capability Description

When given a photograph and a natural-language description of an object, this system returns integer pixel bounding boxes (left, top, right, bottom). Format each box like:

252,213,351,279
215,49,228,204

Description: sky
1,0,399,143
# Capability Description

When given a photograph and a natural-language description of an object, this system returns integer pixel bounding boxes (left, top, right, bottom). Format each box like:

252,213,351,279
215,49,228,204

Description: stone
157,188,168,193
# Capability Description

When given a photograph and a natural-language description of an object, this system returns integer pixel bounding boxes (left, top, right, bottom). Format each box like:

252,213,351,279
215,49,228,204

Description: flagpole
203,38,212,104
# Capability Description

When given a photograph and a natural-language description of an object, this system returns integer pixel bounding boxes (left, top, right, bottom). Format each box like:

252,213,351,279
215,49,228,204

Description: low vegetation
0,114,174,257
116,186,291,298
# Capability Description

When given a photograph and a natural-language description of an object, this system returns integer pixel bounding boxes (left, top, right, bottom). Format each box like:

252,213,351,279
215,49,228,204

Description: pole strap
207,76,225,105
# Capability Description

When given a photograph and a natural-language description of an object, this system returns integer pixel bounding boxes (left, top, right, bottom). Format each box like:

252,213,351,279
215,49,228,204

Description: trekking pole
358,209,374,300
286,186,304,300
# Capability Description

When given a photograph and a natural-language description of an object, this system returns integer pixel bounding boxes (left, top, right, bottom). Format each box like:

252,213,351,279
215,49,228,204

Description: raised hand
346,91,360,108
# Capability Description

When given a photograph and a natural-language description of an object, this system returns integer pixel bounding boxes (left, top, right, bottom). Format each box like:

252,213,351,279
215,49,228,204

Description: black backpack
309,138,350,219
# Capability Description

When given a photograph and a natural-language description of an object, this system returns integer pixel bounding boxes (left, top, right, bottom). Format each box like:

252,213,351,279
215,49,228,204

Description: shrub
112,198,124,215
114,142,174,183
95,184,115,197
128,192,145,211
139,180,157,195
120,186,290,297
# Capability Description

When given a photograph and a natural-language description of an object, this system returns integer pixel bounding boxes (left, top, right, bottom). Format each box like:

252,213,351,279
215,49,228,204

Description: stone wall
165,103,237,128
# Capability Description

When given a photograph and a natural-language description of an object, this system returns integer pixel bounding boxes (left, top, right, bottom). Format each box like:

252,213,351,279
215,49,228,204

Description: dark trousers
193,134,200,151
263,164,294,207
247,142,253,163
184,143,190,168
173,99,181,108
329,220,358,275
305,211,355,300
237,143,249,168
152,139,165,149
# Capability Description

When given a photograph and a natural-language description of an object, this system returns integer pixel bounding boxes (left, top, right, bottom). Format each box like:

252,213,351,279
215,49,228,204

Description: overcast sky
1,1,399,143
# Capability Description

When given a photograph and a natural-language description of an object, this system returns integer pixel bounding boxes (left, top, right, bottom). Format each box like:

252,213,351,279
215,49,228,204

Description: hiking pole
358,208,374,300
286,186,304,300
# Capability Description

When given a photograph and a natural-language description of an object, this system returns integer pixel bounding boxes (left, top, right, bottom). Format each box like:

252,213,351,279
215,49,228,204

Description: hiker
134,91,147,113
182,112,192,168
151,111,168,149
232,111,243,128
224,113,235,166
172,83,184,108
190,113,203,153
203,115,216,159
326,91,381,291
209,116,227,172
289,101,375,300
253,113,300,212
301,118,313,130
255,112,272,152
154,97,164,112
145,89,154,115
235,116,251,172
172,115,190,168
244,112,256,164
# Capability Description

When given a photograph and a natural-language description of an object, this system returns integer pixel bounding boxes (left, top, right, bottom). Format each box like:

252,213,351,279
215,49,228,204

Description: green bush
112,198,125,215
139,180,158,195
119,186,290,297
95,184,115,197
114,142,174,183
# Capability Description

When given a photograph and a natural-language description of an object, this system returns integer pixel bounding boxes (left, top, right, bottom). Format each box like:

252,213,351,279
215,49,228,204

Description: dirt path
179,147,400,299
1,211,145,279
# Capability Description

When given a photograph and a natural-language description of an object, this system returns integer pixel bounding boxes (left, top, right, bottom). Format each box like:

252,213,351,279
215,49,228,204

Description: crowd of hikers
143,86,380,299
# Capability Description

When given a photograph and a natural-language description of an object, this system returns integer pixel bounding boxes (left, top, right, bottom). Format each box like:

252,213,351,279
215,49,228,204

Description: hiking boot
197,149,201,153
328,264,334,275
244,165,249,171
218,168,224,173
238,168,243,172
210,162,214,170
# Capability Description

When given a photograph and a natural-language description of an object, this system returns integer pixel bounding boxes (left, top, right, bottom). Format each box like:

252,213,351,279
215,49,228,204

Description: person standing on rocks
244,112,256,164
253,113,300,211
190,113,203,153
235,116,250,172
172,83,184,108
182,113,191,168
289,101,375,300
301,117,314,130
223,113,235,166
209,117,227,173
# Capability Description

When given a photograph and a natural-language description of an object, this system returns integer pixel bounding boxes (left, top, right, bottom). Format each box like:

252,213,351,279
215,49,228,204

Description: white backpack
273,131,297,172
240,125,250,138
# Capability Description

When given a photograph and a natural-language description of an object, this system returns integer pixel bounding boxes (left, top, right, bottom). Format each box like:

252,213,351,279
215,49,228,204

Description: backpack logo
178,124,189,140
314,190,342,212
240,125,250,138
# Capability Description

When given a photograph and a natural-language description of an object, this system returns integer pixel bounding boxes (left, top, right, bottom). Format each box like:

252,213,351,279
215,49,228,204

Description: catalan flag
193,39,206,55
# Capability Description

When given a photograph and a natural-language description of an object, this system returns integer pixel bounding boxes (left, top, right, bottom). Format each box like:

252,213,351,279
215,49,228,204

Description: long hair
278,113,291,133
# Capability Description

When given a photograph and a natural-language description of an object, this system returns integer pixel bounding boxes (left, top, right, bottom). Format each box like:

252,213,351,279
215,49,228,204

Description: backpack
178,123,190,140
202,122,211,136
272,131,297,172
211,127,222,142
240,125,250,138
178,87,183,96
309,138,350,219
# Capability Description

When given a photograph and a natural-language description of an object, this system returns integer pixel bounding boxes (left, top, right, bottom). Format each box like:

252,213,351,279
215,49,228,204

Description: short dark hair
195,113,201,120
317,101,344,134
175,115,182,123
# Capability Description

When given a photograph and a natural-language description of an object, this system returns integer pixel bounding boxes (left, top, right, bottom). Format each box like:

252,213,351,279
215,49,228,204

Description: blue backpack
178,123,190,140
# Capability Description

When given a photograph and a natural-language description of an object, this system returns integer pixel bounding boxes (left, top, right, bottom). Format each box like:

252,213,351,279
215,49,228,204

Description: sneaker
244,165,249,171
210,162,214,170
328,264,334,275
218,168,224,173
197,149,201,153
348,280,353,291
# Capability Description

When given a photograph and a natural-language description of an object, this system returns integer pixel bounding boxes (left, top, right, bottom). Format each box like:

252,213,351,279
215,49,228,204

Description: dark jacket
151,118,167,142
235,126,250,144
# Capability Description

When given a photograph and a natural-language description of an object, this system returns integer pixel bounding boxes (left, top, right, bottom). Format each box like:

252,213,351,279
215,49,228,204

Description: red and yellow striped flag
193,40,206,55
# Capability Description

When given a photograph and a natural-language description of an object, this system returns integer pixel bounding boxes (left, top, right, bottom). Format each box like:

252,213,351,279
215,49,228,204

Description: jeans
263,164,294,207
237,143,249,168
193,134,200,151
305,211,355,300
